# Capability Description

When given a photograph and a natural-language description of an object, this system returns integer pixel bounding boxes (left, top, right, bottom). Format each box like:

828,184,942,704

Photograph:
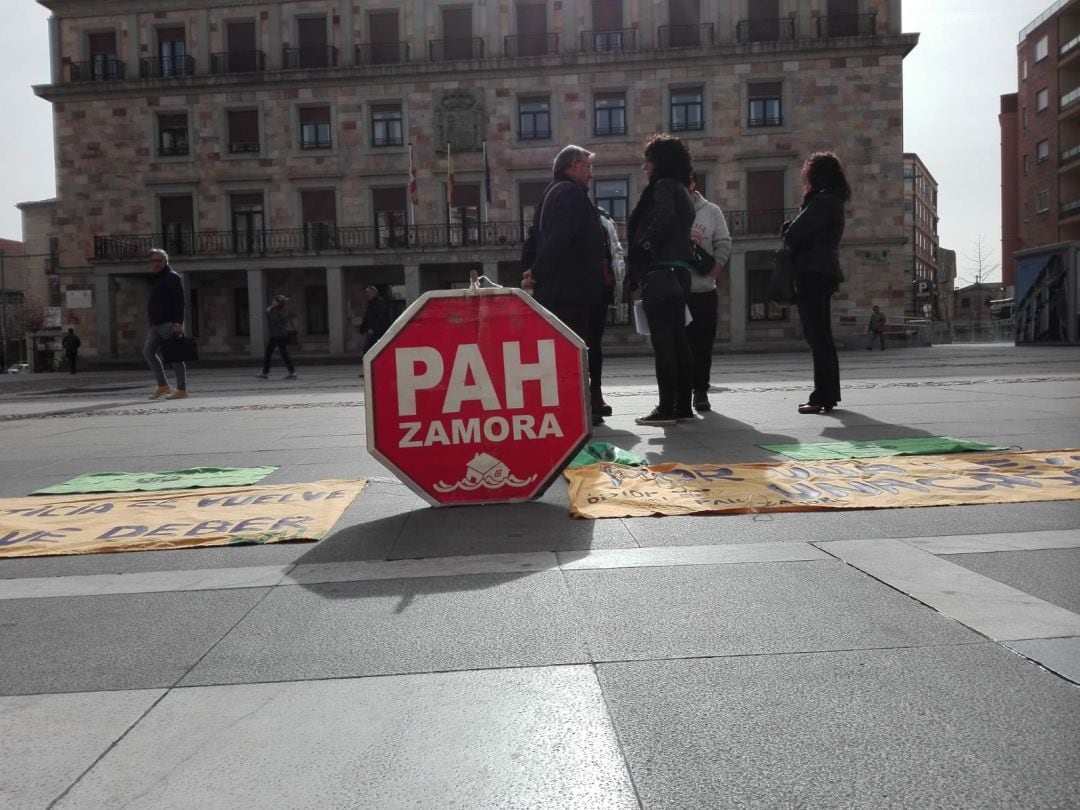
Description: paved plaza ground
0,343,1078,808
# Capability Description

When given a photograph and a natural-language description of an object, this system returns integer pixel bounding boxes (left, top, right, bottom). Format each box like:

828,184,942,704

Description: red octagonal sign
364,288,589,506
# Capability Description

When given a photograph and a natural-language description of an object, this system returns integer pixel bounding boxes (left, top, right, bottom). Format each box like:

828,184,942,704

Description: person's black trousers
686,289,718,394
644,295,693,415
66,352,77,374
586,303,608,404
262,338,295,375
795,274,841,406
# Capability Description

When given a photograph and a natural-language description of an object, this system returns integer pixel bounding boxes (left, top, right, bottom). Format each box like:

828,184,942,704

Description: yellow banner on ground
0,479,366,558
566,450,1080,519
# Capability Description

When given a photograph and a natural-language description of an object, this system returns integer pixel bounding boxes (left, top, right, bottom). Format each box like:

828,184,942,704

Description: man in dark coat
359,285,393,357
143,248,188,399
521,144,607,344
521,145,607,425
61,328,81,374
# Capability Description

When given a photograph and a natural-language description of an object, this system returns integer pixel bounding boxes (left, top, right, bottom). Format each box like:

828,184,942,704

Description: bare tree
958,235,1001,287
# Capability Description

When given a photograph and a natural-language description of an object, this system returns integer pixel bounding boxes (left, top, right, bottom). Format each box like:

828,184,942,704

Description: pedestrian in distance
357,285,393,376
866,305,887,350
256,294,297,380
520,144,608,426
782,152,851,414
143,248,189,400
686,171,732,413
61,327,81,374
626,133,696,427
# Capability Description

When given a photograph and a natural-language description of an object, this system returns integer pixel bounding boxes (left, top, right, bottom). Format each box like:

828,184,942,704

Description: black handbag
161,335,198,363
768,245,797,306
690,243,716,276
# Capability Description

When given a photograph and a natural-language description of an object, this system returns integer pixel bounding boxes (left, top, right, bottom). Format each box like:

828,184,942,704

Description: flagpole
481,139,489,225
407,142,415,227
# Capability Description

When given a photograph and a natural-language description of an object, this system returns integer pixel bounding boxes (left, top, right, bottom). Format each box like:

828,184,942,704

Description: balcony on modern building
1060,3,1080,67
1061,84,1080,119
504,33,558,57
355,42,410,66
139,55,195,79
67,57,125,82
281,46,339,70
657,24,715,49
210,50,266,74
816,13,877,38
429,37,485,61
579,28,638,53
735,18,796,44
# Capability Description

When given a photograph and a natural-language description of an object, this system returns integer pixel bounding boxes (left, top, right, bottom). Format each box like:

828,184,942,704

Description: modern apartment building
34,0,916,361
1001,0,1080,290
902,152,938,318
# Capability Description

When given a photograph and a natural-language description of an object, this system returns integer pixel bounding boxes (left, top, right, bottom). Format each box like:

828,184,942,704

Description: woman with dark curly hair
626,133,696,426
783,151,852,415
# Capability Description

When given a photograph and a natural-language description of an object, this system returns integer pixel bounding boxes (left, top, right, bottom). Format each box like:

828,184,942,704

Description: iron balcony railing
504,33,558,57
429,37,485,61
282,46,339,69
748,113,783,128
210,50,266,74
93,222,530,261
817,13,877,38
580,28,637,53
1061,143,1080,165
68,58,125,82
736,18,796,43
1061,199,1080,218
139,55,195,79
1061,33,1080,57
657,24,715,49
355,42,410,65
1061,86,1080,111
727,209,800,237
94,215,787,261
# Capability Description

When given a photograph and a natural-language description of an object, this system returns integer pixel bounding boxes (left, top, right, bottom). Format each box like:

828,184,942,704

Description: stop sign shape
364,287,589,506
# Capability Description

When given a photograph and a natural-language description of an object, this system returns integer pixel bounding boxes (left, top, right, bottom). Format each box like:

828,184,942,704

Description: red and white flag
408,143,419,208
446,142,456,208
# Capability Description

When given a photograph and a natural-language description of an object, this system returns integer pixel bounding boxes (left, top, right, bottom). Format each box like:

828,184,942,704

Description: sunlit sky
0,1,1057,283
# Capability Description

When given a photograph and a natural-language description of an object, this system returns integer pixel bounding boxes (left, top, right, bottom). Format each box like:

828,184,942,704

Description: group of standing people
523,136,851,426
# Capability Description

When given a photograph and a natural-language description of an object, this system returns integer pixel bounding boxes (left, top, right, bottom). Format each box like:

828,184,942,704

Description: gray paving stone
1007,636,1080,684
57,667,636,810
0,589,268,695
0,688,163,809
181,572,589,685
597,645,1080,810
564,560,978,662
941,548,1080,614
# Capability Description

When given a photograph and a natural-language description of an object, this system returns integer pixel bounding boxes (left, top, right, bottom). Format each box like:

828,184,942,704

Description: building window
671,88,703,132
300,189,337,249
746,169,786,235
1036,190,1049,213
231,193,264,254
904,200,913,213
367,10,402,65
1023,154,1029,175
372,187,408,247
594,179,629,221
519,98,551,140
748,82,782,127
156,27,190,77
594,93,626,136
159,195,194,256
1036,88,1049,112
519,180,550,232
371,104,404,147
299,106,332,149
747,250,786,320
1037,139,1050,162
1022,59,1028,80
157,112,189,157
1035,35,1048,62
305,285,329,334
448,184,480,245
226,109,260,153
233,288,250,336
1023,106,1029,128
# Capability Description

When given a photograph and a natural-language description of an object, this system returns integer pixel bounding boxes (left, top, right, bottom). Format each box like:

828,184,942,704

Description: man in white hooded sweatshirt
687,172,732,412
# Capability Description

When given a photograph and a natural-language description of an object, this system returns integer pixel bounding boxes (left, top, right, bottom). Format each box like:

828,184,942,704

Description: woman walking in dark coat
783,152,851,414
626,134,696,426
256,294,297,380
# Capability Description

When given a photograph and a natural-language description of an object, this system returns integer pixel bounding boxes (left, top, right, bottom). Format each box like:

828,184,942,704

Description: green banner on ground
759,437,1007,461
32,466,279,495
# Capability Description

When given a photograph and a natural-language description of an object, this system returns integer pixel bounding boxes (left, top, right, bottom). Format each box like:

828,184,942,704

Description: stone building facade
901,152,938,318
35,0,916,361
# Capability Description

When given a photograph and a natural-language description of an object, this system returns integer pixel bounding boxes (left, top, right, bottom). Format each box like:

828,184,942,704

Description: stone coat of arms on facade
433,88,485,153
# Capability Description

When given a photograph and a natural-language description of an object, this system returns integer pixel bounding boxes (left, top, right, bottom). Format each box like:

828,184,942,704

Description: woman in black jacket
627,134,696,426
783,152,851,414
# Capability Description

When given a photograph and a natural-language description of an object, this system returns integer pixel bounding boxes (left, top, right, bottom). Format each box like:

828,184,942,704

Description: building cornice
34,34,920,103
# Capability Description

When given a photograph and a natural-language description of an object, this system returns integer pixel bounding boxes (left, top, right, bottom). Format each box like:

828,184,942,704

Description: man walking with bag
143,248,189,399
256,294,297,380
